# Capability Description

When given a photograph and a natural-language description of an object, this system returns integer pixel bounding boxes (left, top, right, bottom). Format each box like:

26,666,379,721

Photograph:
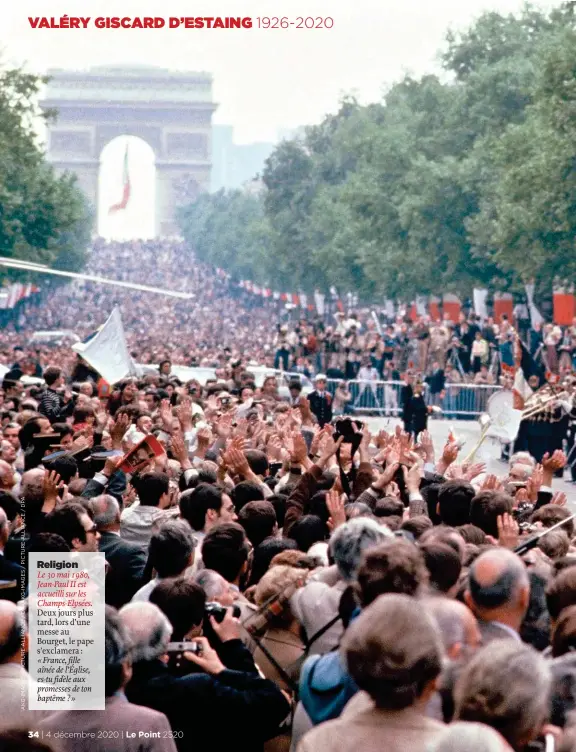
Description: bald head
466,548,529,627
0,602,24,663
89,495,120,530
424,598,481,659
21,468,45,504
119,602,172,663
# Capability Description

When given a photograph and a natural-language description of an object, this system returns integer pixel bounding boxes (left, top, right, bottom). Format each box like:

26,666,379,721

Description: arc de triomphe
40,65,216,236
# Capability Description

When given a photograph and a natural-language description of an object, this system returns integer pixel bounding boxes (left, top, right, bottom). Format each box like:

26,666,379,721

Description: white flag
314,290,325,316
72,308,134,385
525,283,544,328
385,299,395,318
473,289,488,321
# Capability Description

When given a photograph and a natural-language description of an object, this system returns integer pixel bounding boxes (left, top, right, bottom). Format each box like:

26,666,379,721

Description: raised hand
416,429,434,462
159,399,174,432
463,462,486,482
176,398,194,431
290,431,309,465
526,464,543,502
497,513,519,550
481,474,499,491
551,491,568,507
326,488,346,531
110,413,131,449
542,450,567,472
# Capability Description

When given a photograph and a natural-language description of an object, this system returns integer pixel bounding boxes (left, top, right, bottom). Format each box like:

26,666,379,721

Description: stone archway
40,65,217,237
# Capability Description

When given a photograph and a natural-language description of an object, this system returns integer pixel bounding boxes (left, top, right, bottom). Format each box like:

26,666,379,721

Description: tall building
211,125,274,191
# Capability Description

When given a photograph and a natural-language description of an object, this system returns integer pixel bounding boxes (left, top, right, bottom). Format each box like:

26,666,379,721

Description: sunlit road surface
362,416,576,508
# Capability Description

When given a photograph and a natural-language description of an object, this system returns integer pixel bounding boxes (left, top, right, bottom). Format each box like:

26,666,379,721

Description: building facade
40,65,216,236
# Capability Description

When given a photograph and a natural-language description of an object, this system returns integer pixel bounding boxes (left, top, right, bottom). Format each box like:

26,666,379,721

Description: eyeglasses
85,524,99,535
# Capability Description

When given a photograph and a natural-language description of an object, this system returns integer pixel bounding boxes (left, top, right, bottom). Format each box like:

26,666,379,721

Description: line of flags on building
0,283,40,310
226,273,576,328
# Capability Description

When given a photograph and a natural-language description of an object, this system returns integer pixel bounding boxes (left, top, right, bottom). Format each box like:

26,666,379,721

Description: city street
363,416,576,507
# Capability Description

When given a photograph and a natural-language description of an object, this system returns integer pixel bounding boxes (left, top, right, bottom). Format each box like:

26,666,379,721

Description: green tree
0,63,90,279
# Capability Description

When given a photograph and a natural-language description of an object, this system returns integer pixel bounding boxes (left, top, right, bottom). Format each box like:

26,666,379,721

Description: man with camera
120,600,290,751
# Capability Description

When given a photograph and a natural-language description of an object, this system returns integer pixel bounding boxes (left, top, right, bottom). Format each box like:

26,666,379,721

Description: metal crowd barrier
325,379,502,418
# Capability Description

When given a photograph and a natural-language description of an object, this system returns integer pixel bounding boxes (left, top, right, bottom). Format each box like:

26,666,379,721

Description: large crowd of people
0,238,576,751
3,239,576,384
2,238,576,422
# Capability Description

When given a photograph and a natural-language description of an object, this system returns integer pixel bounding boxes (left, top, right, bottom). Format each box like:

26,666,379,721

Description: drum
486,389,523,444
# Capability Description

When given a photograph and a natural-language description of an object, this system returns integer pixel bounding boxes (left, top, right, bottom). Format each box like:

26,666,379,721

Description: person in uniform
307,374,333,428
401,374,432,439
514,376,572,470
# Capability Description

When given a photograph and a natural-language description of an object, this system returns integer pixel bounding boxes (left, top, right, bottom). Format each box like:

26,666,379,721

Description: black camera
205,602,241,624
167,641,203,655
332,417,364,450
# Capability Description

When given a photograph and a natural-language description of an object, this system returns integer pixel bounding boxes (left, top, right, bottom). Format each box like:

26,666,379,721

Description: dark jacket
98,531,147,609
81,471,127,505
425,369,445,395
0,554,23,602
307,391,333,427
125,639,290,752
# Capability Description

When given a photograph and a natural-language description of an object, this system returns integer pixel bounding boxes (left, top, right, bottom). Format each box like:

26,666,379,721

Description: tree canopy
0,64,91,280
178,3,576,303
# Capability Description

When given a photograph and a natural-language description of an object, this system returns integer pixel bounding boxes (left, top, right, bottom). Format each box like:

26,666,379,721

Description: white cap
315,374,327,382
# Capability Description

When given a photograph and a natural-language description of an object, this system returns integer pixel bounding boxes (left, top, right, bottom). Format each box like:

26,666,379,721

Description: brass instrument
462,413,492,464
521,385,572,422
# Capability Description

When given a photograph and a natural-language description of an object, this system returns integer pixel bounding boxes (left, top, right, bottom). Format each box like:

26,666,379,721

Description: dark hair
179,483,224,531
43,455,78,485
456,524,487,545
420,542,462,594
44,503,91,547
356,539,429,607
28,532,71,553
309,492,330,524
552,606,576,657
532,505,574,539
52,422,74,440
0,491,20,523
555,557,576,575
244,449,269,477
149,577,206,640
249,537,298,586
267,494,287,529
230,480,264,513
134,472,169,507
148,520,195,578
43,366,62,387
470,491,514,538
521,570,551,652
547,567,576,622
400,516,433,540
382,515,402,532
73,405,95,424
202,522,250,583
437,481,475,527
290,514,328,552
374,498,404,518
238,500,277,548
